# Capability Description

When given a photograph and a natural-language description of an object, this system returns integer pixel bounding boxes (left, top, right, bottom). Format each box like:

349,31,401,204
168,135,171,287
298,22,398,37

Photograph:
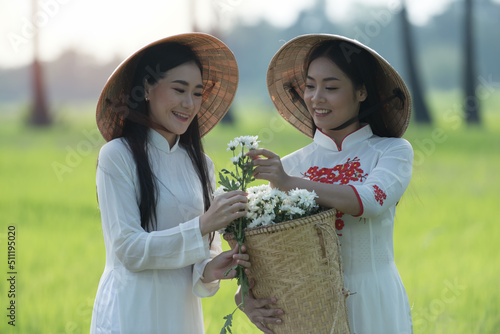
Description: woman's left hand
202,244,250,282
235,282,284,334
246,149,290,190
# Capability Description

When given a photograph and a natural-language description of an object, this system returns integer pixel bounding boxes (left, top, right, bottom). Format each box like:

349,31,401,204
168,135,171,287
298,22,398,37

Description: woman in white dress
91,33,249,334
241,34,414,334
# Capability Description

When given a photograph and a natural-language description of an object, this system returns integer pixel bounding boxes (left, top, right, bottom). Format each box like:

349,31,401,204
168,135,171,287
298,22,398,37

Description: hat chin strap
329,88,404,132
329,114,361,131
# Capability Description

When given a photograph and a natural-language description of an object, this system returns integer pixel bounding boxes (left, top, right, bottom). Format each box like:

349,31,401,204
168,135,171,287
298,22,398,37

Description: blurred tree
28,0,51,126
2,0,499,105
208,0,230,122
30,59,51,126
297,0,328,33
400,0,432,124
464,0,481,125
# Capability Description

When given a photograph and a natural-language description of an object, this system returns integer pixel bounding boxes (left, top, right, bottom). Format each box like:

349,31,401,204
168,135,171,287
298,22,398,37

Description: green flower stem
219,138,258,333
235,216,248,305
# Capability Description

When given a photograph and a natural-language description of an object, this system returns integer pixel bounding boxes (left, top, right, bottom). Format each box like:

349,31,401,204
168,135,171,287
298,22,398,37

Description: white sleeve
349,139,413,218
192,156,222,297
192,232,223,297
97,141,210,272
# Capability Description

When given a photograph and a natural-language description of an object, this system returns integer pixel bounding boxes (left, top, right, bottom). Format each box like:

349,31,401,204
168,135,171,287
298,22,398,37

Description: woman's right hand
199,190,248,236
246,149,290,190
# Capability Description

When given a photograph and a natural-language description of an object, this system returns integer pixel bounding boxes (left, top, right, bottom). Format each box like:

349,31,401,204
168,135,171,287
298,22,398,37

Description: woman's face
304,56,366,139
145,61,203,146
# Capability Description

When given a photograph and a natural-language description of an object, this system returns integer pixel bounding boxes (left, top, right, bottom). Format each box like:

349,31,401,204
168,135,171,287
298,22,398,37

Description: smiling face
304,56,367,142
145,61,203,147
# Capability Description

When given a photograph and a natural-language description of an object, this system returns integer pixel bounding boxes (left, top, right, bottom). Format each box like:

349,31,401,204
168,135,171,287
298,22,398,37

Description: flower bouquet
218,136,350,334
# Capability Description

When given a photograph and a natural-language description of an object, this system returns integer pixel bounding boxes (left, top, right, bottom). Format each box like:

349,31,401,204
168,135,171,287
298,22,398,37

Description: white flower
248,139,260,150
230,152,245,165
226,136,258,151
221,162,318,229
230,156,240,164
288,206,305,216
279,203,306,220
235,135,259,148
248,213,275,229
288,188,318,209
279,203,291,212
264,202,275,214
261,214,275,226
227,140,239,151
247,219,261,229
261,191,273,201
213,185,227,198
270,187,287,200
246,210,258,220
247,184,271,197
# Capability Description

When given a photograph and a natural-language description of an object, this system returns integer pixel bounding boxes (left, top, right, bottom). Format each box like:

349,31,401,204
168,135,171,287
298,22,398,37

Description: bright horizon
0,0,475,69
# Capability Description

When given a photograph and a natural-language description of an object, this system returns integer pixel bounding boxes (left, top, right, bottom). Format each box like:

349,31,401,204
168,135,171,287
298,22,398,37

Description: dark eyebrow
306,75,340,82
172,80,204,89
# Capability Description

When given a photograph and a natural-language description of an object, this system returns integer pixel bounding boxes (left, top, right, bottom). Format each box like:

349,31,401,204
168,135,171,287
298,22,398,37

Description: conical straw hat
96,33,238,141
267,34,411,138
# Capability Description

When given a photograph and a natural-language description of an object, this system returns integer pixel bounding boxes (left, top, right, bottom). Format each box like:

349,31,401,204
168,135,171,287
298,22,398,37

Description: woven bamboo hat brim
96,33,238,141
267,34,411,138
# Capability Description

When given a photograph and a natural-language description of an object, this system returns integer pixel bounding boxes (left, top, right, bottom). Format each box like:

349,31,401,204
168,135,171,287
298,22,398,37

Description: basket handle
314,221,339,260
315,223,327,258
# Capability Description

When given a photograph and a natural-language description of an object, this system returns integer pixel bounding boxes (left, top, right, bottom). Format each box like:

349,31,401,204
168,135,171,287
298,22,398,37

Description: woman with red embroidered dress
239,34,414,334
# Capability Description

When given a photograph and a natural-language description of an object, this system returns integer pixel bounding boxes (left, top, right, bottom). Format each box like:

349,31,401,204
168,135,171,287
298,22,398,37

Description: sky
0,0,475,69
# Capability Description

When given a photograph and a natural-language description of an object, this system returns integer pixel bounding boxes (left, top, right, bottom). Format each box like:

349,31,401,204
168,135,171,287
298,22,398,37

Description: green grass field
0,92,499,333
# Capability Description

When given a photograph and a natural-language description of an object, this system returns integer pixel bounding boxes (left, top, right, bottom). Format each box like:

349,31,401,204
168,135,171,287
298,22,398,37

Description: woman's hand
235,282,284,334
248,149,362,215
199,190,248,236
202,244,250,283
246,149,290,190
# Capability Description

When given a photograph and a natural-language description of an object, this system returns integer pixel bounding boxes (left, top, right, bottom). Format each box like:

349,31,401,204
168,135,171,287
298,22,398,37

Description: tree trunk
400,1,432,124
29,59,51,126
28,0,51,126
464,0,481,124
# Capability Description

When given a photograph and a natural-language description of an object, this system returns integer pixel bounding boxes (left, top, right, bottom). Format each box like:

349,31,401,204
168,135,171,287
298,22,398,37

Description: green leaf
218,175,231,189
218,174,240,191
220,306,240,334
220,313,233,334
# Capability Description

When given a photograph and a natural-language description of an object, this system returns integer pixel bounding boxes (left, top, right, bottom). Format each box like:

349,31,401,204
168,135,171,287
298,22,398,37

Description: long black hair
306,40,393,137
121,42,213,233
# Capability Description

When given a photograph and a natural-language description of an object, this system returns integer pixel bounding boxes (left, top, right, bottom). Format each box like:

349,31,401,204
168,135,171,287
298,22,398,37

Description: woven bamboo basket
224,209,350,334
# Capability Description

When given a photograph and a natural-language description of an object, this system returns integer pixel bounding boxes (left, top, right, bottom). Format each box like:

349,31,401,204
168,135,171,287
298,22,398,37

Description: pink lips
314,109,331,117
172,111,190,122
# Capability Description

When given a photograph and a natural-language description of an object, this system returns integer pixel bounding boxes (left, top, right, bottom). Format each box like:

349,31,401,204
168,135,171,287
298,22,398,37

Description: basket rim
223,208,337,239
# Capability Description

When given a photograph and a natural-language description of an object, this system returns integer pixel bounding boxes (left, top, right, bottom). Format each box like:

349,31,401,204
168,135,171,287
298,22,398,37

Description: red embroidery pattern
373,185,387,206
335,211,345,236
303,158,367,235
303,157,367,185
